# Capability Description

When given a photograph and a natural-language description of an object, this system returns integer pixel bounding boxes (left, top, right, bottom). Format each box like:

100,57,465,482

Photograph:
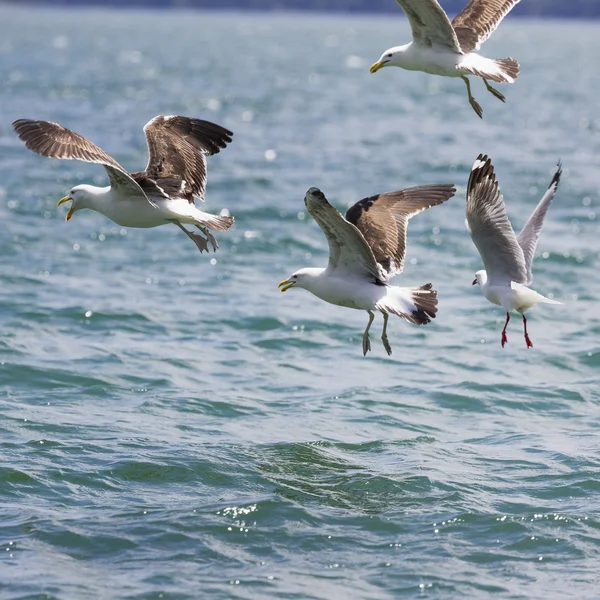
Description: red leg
501,312,510,348
523,314,533,349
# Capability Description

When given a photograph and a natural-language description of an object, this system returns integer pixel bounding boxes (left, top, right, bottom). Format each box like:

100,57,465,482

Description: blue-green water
1,6,600,599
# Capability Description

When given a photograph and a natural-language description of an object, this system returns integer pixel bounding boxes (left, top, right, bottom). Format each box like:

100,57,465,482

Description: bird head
57,185,94,221
472,270,487,286
370,47,404,73
278,268,317,293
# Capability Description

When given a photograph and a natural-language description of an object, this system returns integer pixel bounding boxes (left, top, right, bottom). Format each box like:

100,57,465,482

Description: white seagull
13,116,235,253
279,184,455,356
466,154,562,348
370,0,521,118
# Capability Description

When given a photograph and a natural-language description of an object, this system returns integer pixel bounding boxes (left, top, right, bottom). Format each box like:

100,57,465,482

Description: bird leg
195,224,219,252
381,311,392,356
501,312,510,348
170,220,209,253
362,310,375,356
484,79,506,103
522,314,533,349
461,75,483,119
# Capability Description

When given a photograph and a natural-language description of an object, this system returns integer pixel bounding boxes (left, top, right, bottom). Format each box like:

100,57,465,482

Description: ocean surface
1,6,600,599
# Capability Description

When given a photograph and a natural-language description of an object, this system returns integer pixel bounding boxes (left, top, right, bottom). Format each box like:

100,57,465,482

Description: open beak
278,279,295,293
58,196,74,221
369,60,387,74
472,279,477,285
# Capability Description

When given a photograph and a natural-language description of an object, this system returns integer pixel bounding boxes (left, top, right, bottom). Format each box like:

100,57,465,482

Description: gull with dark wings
13,116,234,253
467,154,562,348
279,184,455,356
370,0,521,118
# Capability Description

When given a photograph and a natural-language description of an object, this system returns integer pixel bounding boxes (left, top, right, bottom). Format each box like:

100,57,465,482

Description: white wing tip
472,155,490,171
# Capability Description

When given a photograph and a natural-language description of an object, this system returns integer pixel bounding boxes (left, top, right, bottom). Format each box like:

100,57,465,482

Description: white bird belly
100,197,201,229
482,283,546,313
481,284,505,308
404,44,462,77
100,198,167,228
309,275,385,310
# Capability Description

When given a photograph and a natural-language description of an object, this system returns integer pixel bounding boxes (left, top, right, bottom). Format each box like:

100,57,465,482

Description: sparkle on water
1,6,600,600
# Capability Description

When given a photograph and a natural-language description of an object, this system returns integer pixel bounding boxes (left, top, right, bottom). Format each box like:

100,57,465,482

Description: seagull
466,154,562,348
12,116,235,253
369,0,521,118
279,185,455,356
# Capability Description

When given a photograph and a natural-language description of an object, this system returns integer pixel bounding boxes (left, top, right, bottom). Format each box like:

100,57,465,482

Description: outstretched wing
517,162,561,285
304,188,385,284
395,0,462,52
466,154,527,285
452,0,521,53
143,116,233,203
345,184,456,280
12,118,153,204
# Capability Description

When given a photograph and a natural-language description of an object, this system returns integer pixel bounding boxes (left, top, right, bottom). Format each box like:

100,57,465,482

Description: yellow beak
58,196,74,221
369,60,386,74
278,279,295,293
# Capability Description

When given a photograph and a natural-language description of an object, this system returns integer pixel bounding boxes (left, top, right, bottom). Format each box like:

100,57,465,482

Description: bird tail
493,58,520,83
540,296,562,305
376,283,438,326
461,56,520,83
196,213,235,232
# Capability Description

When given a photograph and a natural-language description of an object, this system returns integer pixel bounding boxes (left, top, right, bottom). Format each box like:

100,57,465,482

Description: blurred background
1,1,599,599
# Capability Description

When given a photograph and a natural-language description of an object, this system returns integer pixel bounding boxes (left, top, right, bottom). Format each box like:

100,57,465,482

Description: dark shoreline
3,0,600,19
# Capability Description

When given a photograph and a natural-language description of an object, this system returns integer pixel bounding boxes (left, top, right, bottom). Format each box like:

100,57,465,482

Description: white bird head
57,184,98,221
278,268,321,293
473,270,488,286
370,46,407,73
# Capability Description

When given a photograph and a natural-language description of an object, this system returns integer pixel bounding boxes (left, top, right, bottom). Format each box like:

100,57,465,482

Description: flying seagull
279,184,455,356
370,0,521,118
12,116,235,253
466,154,562,348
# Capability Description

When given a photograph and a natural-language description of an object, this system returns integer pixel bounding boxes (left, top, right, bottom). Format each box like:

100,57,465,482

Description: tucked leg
461,75,483,119
501,312,510,348
522,314,533,349
381,311,392,356
362,310,375,356
170,220,209,253
195,224,219,252
484,79,506,103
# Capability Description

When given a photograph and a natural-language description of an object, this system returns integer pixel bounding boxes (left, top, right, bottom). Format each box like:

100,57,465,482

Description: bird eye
387,53,392,58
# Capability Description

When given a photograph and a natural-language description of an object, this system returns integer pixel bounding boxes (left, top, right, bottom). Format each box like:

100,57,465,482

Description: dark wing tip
305,186,325,199
169,116,233,155
468,154,497,198
12,118,31,131
304,187,328,208
550,160,562,189
12,118,45,140
12,118,62,156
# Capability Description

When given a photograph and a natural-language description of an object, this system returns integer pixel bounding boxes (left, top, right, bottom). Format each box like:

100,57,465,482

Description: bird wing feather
12,118,155,206
345,184,456,280
517,162,561,285
143,116,233,204
452,0,521,53
304,188,385,283
466,154,528,285
395,0,462,52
